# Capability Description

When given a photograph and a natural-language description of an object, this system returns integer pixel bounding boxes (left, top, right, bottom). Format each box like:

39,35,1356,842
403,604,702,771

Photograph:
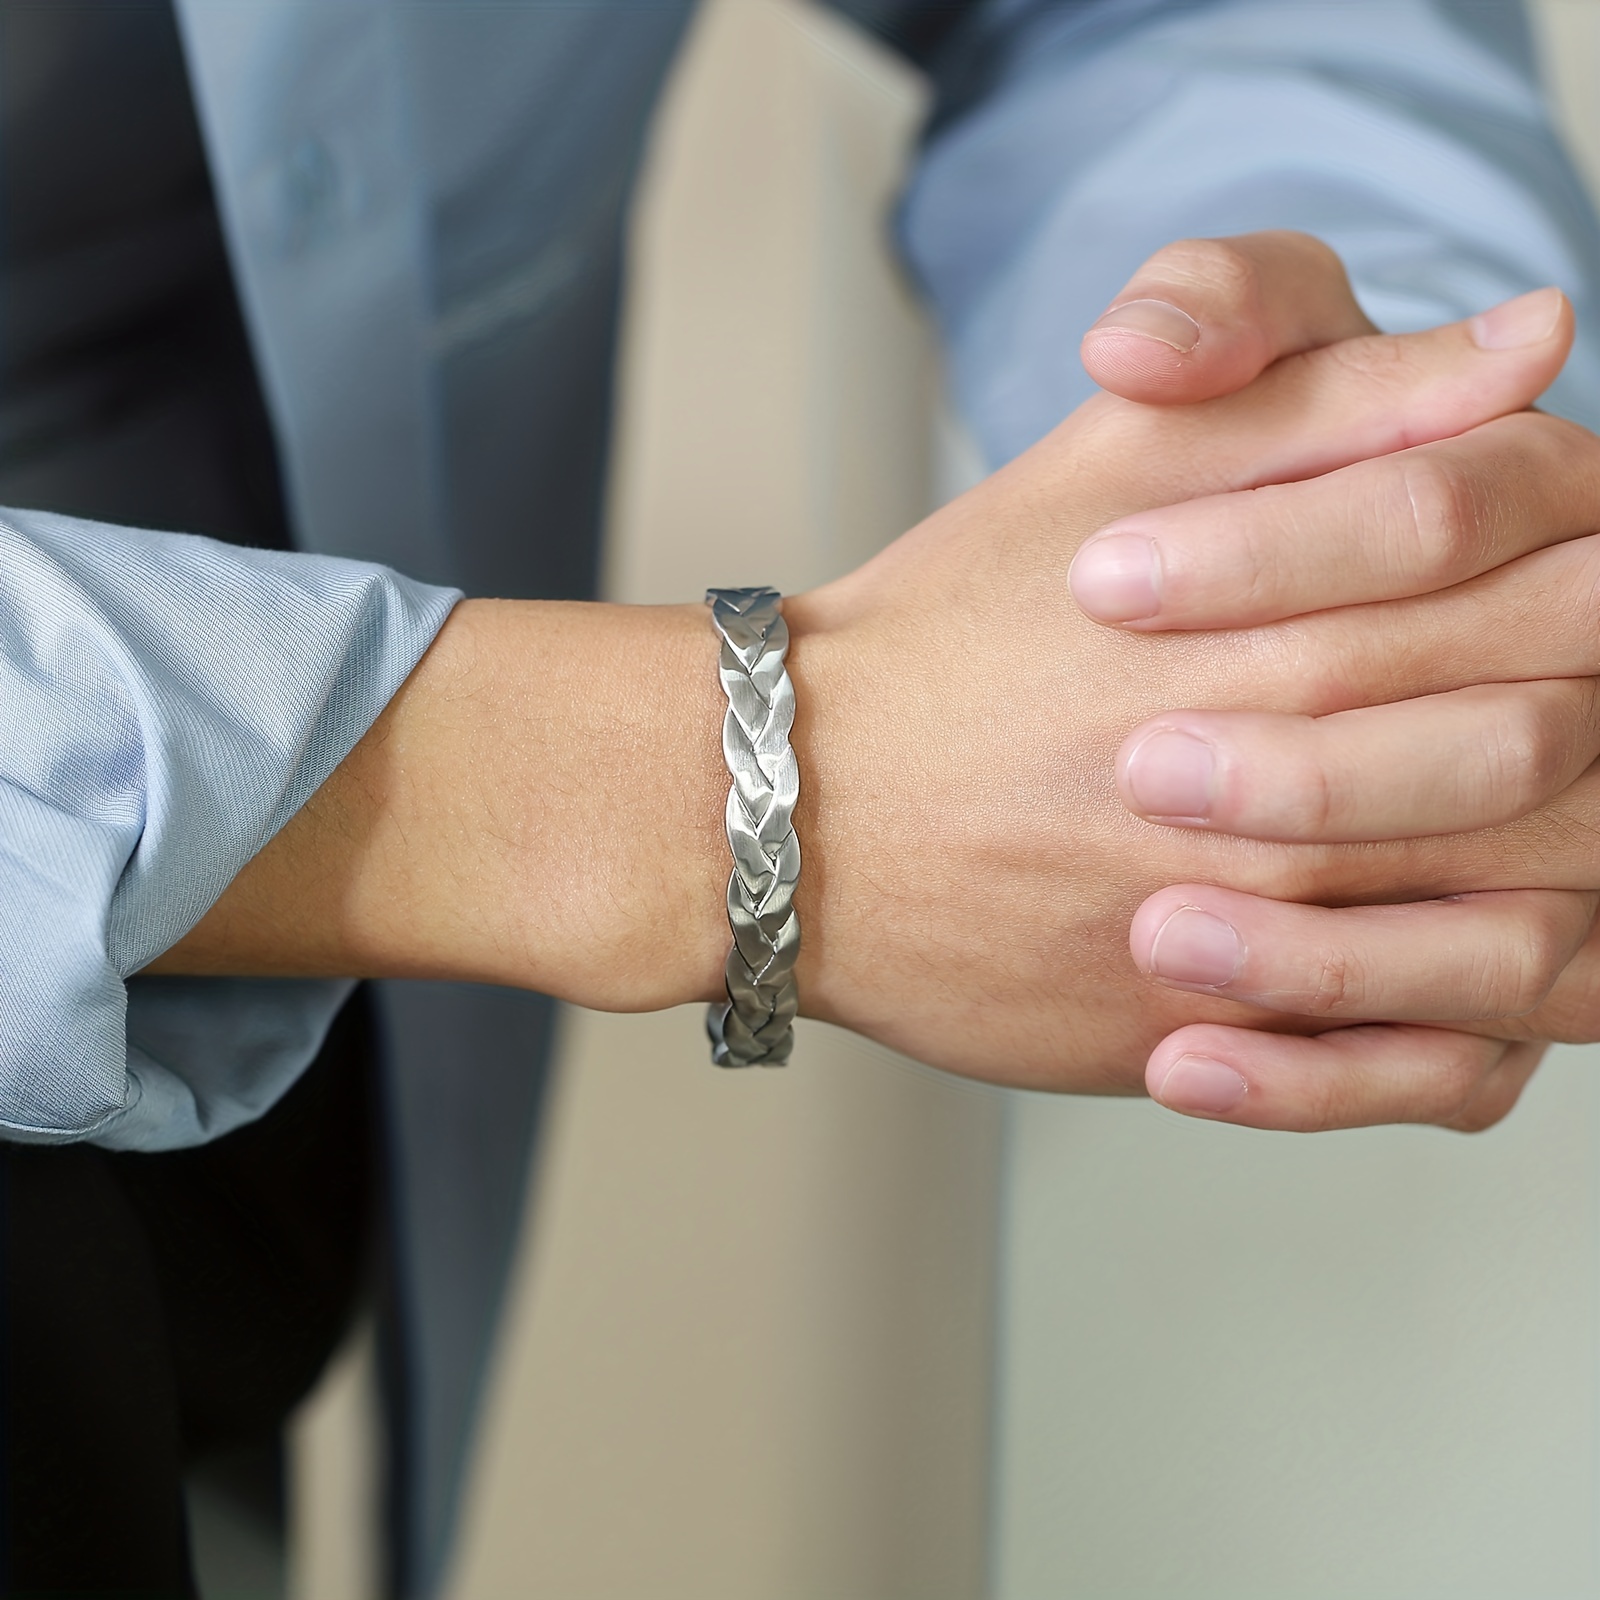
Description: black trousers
0,991,377,1598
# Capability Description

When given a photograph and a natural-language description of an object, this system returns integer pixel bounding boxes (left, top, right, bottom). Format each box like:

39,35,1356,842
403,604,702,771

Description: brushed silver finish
705,586,800,1066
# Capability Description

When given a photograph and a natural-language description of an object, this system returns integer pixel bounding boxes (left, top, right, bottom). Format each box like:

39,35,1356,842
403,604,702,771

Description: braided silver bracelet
705,586,800,1066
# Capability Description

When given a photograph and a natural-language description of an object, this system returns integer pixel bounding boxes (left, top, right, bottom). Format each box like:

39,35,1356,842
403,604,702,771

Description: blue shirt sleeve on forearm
901,0,1600,466
0,508,459,1150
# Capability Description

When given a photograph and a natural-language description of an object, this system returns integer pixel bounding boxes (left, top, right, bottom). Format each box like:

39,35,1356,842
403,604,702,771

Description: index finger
1069,405,1598,631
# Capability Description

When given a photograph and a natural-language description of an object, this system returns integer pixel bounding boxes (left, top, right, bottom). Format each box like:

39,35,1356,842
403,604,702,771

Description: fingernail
1469,286,1563,350
1088,298,1201,353
1069,533,1162,622
1147,907,1243,987
1155,1054,1249,1116
1124,729,1215,820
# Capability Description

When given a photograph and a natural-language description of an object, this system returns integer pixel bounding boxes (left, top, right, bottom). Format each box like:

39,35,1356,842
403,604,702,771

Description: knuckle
1237,615,1357,719
1280,231,1347,283
1274,748,1337,839
1519,408,1600,486
1479,697,1567,820
1441,1042,1537,1133
1444,1097,1506,1135
1428,1049,1488,1126
1319,331,1409,384
1525,961,1600,1045
1540,1013,1600,1049
1305,1057,1381,1132
1146,236,1261,308
1480,1013,1547,1045
1305,1088,1350,1135
1303,946,1357,1017
1482,914,1568,1018
1394,454,1485,582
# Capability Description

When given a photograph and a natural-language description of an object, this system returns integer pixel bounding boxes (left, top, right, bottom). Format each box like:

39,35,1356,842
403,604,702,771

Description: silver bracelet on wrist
704,586,800,1067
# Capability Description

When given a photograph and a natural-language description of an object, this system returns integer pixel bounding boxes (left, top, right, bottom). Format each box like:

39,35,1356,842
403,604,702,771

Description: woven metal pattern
705,587,800,1066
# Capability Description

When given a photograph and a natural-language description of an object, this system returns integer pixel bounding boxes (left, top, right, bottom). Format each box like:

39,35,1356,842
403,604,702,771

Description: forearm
150,599,735,1011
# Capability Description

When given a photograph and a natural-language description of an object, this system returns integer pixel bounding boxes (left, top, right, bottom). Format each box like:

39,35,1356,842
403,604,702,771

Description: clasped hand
157,231,1600,1140
789,232,1600,1133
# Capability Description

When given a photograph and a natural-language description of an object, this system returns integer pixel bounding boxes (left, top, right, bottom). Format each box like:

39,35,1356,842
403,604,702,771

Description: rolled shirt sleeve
0,507,459,1150
901,0,1600,464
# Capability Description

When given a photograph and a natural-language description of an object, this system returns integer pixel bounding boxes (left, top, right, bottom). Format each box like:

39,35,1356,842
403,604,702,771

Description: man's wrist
780,587,855,1032
149,598,735,1010
497,597,735,1010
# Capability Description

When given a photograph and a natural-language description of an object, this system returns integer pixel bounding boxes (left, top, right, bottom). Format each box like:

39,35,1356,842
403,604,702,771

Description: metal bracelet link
705,586,800,1066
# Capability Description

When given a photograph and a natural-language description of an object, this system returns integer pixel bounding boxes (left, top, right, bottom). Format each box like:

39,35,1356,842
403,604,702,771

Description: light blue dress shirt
0,508,457,1148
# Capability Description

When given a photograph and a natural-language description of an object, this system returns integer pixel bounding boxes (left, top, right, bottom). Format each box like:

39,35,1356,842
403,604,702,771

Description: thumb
1081,231,1377,404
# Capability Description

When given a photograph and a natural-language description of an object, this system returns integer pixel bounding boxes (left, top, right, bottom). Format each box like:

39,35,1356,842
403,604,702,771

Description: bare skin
154,598,734,1010
1071,236,1600,1127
